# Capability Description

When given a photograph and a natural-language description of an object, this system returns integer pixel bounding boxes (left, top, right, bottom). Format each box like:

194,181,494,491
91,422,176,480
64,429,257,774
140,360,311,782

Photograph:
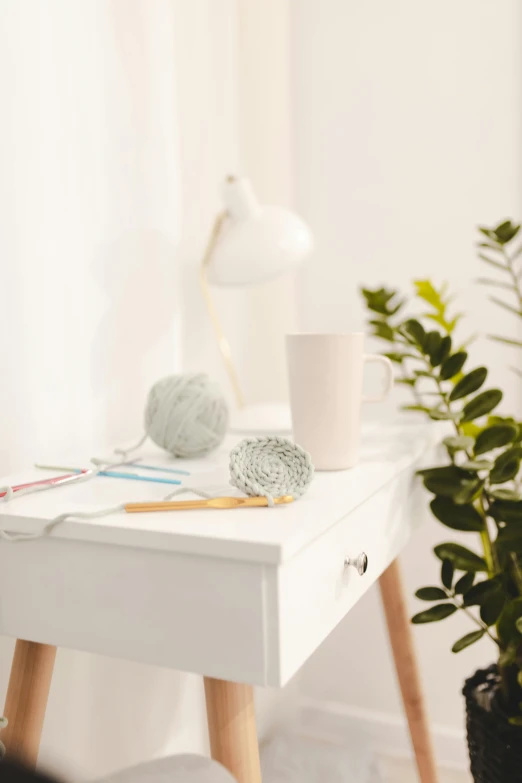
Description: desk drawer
0,537,267,684
274,469,424,684
0,469,426,688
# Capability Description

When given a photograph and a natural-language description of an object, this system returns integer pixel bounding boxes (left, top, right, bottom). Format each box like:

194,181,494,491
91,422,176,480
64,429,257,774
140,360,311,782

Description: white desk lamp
200,176,314,433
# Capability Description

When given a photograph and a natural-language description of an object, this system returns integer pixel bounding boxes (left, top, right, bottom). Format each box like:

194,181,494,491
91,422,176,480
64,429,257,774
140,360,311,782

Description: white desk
0,421,439,783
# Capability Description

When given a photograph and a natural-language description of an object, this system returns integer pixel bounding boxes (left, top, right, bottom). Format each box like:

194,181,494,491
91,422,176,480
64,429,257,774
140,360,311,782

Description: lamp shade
207,176,314,287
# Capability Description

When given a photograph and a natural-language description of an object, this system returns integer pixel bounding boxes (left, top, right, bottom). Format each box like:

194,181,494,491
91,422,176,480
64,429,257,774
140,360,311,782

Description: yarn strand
0,436,314,541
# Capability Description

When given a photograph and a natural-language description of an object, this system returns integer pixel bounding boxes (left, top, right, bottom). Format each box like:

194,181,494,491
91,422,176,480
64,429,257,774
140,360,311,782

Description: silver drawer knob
344,552,368,575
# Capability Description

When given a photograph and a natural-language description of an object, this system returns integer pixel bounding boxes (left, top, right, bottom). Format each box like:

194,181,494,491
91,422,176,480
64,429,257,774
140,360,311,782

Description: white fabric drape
0,1,202,777
0,0,181,472
0,0,301,775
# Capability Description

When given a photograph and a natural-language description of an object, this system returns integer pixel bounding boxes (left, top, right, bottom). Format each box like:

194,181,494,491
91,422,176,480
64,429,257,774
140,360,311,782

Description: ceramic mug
286,333,394,470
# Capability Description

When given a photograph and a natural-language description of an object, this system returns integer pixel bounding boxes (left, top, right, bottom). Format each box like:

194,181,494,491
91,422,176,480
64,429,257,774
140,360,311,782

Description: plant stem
446,591,500,647
478,494,498,576
501,246,522,313
510,553,522,595
421,355,498,577
480,531,496,577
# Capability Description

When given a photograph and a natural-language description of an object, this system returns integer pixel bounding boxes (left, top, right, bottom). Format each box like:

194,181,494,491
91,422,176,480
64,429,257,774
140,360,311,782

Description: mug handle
362,354,394,403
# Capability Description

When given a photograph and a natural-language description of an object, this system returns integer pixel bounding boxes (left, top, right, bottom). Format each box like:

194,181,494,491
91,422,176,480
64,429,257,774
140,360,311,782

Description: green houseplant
476,219,522,369
361,225,522,782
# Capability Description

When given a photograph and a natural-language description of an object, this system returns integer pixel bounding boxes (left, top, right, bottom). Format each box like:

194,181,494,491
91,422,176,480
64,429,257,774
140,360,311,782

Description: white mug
286,333,394,470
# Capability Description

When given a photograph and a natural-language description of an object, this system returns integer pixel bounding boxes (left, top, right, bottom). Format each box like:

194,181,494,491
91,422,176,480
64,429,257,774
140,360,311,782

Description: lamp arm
200,212,246,409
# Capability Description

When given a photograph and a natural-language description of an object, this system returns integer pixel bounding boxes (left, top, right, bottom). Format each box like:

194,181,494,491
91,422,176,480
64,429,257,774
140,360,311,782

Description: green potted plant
361,220,522,782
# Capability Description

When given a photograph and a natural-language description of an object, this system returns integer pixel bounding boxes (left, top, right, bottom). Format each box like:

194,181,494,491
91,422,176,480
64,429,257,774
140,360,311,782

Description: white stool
97,755,237,783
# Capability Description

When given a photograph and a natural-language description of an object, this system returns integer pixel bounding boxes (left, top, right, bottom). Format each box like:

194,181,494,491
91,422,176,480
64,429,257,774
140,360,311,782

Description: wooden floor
261,733,471,783
380,755,471,783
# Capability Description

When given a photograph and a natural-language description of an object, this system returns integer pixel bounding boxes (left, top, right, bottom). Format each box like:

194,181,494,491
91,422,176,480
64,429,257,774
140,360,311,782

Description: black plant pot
463,665,522,783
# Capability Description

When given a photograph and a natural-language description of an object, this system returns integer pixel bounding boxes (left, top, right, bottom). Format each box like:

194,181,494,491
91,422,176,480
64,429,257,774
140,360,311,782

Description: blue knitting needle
134,462,191,477
99,470,182,486
36,464,182,487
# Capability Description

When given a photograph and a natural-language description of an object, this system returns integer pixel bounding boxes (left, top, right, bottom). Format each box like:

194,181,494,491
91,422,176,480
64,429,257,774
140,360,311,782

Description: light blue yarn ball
144,373,229,459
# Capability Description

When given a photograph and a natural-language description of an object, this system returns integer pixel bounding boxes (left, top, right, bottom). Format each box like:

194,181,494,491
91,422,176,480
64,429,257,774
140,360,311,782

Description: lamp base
228,403,292,435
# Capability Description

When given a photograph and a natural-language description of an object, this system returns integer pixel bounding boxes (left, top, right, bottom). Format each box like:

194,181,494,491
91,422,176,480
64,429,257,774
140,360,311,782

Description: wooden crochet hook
125,495,294,513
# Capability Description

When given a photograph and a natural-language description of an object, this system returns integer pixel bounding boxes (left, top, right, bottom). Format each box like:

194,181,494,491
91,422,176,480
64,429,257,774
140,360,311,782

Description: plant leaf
453,479,484,504
477,241,502,252
425,312,462,333
443,435,475,452
424,331,451,368
493,220,520,244
430,496,484,531
441,559,454,590
460,389,503,422
429,409,461,421
463,578,502,607
361,287,401,316
497,598,522,645
454,572,474,595
415,587,448,601
401,404,431,413
490,446,522,484
489,498,522,522
489,296,522,318
384,352,406,364
478,254,507,271
411,604,457,624
489,335,522,348
495,526,522,552
460,460,491,471
425,331,442,365
440,352,467,381
480,592,505,626
438,335,452,366
478,227,499,241
461,422,482,439
499,642,518,668
451,630,485,653
400,319,426,349
420,465,473,497
476,277,516,291
474,424,518,456
434,543,488,572
488,487,522,501
449,368,488,402
414,279,445,309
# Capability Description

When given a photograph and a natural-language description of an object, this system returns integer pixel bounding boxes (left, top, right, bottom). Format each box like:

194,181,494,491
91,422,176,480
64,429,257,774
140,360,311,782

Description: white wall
292,0,522,741
179,0,298,406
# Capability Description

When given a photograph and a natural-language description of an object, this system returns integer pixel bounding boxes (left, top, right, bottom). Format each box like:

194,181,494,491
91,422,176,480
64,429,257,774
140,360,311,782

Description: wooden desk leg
379,559,438,783
1,640,57,769
204,677,262,783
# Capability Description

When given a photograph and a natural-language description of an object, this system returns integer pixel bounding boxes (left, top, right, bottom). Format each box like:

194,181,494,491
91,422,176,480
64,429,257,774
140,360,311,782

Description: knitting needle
125,495,294,512
100,470,181,486
133,462,191,477
35,464,182,487
0,470,90,499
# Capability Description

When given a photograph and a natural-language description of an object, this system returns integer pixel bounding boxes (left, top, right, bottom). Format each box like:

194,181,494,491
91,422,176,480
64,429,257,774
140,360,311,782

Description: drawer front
0,536,268,685
275,469,425,685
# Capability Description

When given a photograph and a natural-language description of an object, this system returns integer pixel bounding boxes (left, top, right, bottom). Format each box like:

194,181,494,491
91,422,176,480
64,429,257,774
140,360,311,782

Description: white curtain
0,0,301,775
0,0,181,472
0,1,207,778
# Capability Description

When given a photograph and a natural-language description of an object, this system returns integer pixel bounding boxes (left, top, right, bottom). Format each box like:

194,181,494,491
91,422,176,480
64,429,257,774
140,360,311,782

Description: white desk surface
0,420,438,565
